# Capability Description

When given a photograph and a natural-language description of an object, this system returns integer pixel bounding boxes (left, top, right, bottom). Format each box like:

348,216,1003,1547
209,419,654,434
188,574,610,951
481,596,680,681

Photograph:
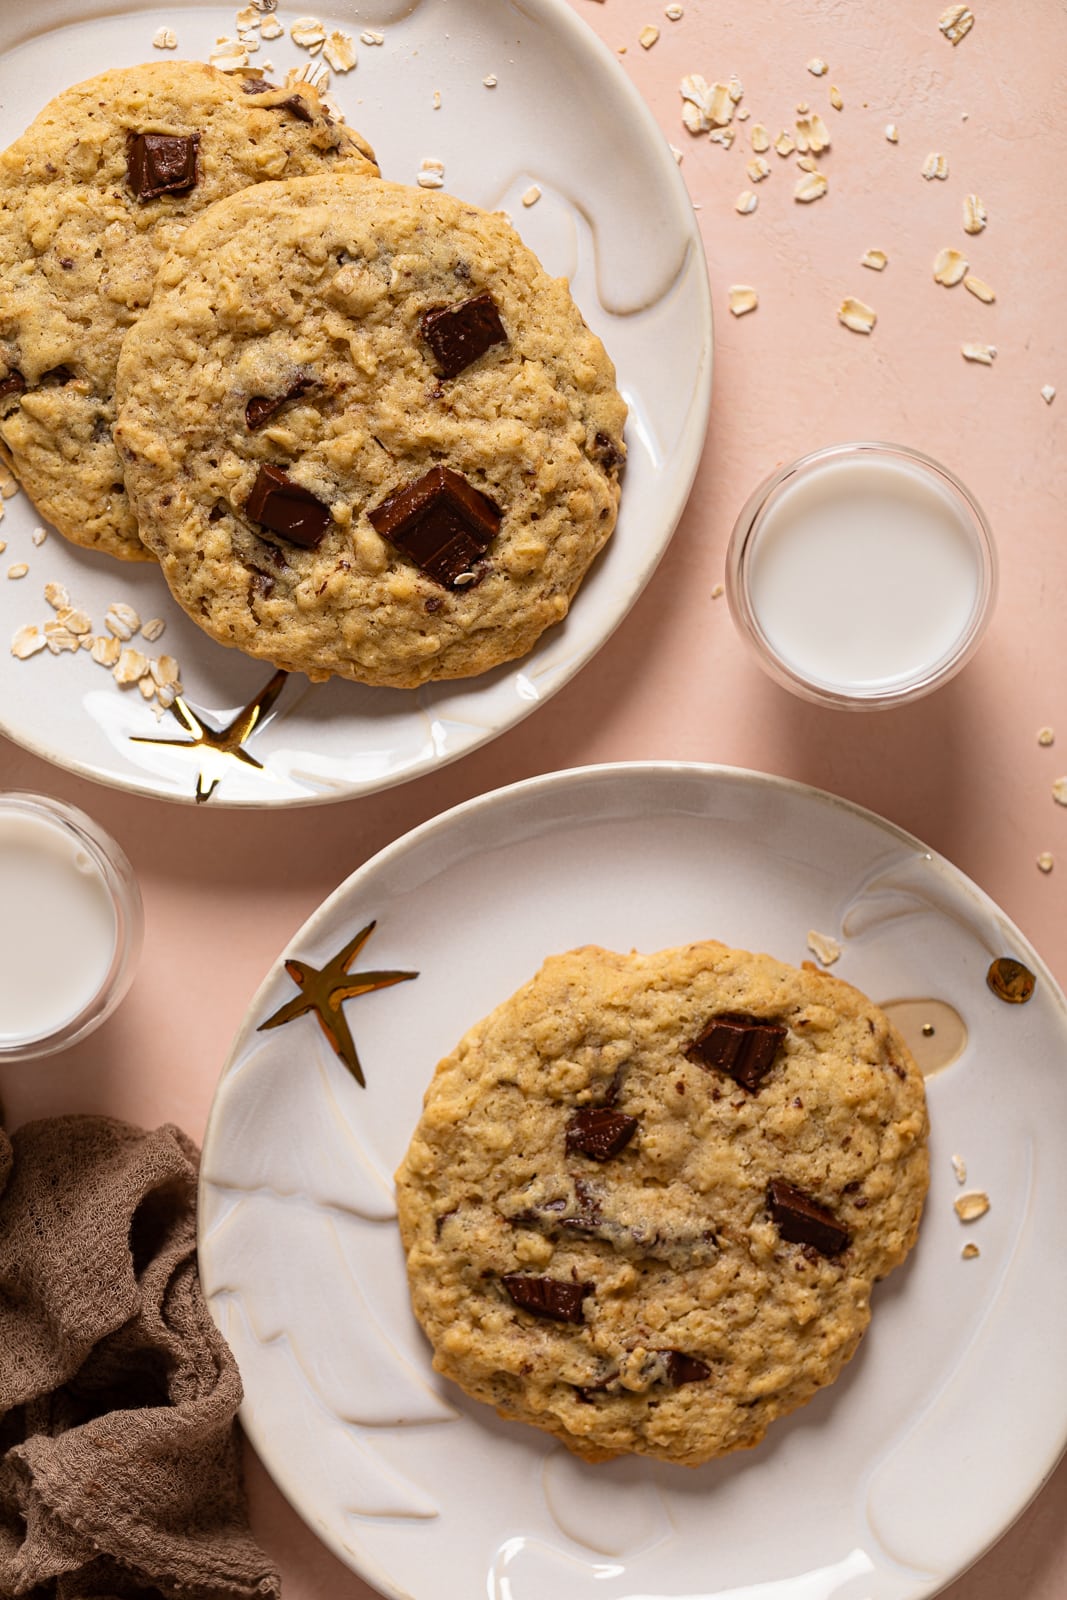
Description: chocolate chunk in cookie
0,371,26,402
768,1178,851,1257
565,1107,638,1161
245,376,315,431
687,1013,786,1092
503,1273,591,1324
420,292,508,378
664,1351,711,1386
126,131,200,201
245,464,331,548
369,465,501,587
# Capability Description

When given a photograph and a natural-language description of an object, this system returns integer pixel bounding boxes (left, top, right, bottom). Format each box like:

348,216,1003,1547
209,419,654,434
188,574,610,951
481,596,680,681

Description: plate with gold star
198,761,1067,1600
0,0,710,807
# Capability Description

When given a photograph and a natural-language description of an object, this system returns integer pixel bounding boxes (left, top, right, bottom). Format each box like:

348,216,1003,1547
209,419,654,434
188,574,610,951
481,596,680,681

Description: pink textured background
1,0,1065,1594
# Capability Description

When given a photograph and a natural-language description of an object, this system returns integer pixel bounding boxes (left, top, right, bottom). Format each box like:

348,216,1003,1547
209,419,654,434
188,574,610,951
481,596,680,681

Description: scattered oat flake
838,296,876,334
1041,385,1056,405
885,123,899,143
141,617,166,643
0,537,7,551
951,1153,967,1185
922,151,949,180
1053,777,1067,806
961,1242,980,1259
711,583,724,599
665,2,683,16
964,274,995,303
483,74,498,87
44,623,79,654
113,648,149,686
749,123,770,153
138,678,157,701
90,635,121,667
417,161,444,189
361,29,385,45
57,607,90,635
44,581,70,610
962,194,987,235
747,156,771,182
0,464,17,498
807,57,828,75
939,5,975,44
105,601,141,640
962,342,996,364
774,131,795,157
829,84,844,111
210,38,250,70
669,143,683,164
432,89,442,110
152,26,177,49
934,247,968,286
806,112,830,153
796,155,818,174
11,625,45,660
7,563,28,579
521,186,542,208
794,171,828,203
862,249,888,271
291,16,326,49
1038,727,1055,745
31,527,47,547
639,25,659,48
322,30,356,71
735,190,758,214
728,285,758,317
260,18,283,39
708,127,735,149
736,107,750,122
806,930,841,966
954,1191,989,1222
1037,852,1054,874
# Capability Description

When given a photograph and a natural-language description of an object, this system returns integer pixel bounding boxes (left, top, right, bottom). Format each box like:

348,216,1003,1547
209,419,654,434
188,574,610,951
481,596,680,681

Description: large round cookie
112,176,626,686
0,62,378,560
395,941,929,1467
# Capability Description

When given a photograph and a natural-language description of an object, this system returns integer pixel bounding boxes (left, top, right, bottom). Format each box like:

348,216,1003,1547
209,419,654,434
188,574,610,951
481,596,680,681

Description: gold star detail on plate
257,920,418,1087
130,670,288,803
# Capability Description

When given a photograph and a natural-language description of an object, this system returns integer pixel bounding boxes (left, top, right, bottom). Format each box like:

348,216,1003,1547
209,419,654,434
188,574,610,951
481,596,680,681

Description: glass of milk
726,443,998,709
0,793,143,1061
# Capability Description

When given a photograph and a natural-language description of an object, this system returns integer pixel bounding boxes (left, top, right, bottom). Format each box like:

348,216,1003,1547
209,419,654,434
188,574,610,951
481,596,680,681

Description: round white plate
198,762,1067,1600
0,1,710,806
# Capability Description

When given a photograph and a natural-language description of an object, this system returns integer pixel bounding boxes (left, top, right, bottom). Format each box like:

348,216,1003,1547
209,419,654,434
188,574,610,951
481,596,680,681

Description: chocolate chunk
664,1351,711,1387
502,1274,591,1324
565,1107,638,1162
0,371,26,402
245,376,314,431
126,132,200,201
368,465,501,587
40,366,74,385
767,1178,851,1257
420,292,508,378
245,464,331,548
687,1013,786,1093
241,78,276,94
592,431,623,473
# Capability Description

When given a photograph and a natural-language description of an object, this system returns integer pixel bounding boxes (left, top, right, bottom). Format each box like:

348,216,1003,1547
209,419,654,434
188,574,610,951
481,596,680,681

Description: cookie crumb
807,58,828,76
954,1191,990,1222
961,1242,980,1259
1037,852,1054,874
417,158,445,189
521,185,542,207
711,583,724,599
665,3,683,17
862,249,888,271
962,343,996,365
483,74,498,88
1040,385,1056,405
939,5,975,45
639,25,660,49
1038,727,1055,746
885,123,899,143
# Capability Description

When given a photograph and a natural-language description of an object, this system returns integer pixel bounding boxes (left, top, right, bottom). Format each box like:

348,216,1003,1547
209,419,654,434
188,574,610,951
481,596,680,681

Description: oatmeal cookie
112,175,626,685
0,61,377,560
395,941,929,1466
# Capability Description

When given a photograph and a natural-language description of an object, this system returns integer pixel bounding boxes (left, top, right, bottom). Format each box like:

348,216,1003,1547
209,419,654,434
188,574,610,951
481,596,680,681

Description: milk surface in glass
0,809,117,1043
746,454,981,692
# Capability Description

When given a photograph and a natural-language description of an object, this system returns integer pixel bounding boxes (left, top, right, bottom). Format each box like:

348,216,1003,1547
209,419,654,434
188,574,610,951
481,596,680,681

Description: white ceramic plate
199,762,1067,1600
0,0,710,806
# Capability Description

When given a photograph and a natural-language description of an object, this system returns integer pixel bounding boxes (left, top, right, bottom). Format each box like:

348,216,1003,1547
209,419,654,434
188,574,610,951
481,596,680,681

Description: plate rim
0,0,714,809
199,758,1067,1600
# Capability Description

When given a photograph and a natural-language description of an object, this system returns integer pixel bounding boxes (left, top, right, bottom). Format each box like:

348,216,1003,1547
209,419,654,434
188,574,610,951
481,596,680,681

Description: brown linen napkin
0,1114,280,1600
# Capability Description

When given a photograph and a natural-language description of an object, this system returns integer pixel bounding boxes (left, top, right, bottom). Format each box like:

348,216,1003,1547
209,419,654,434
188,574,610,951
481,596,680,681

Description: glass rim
725,441,999,711
0,791,144,1061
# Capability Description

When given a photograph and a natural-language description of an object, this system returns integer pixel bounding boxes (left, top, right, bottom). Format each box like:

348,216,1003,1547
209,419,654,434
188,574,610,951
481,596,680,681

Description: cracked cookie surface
0,61,377,560
395,941,929,1466
112,175,626,686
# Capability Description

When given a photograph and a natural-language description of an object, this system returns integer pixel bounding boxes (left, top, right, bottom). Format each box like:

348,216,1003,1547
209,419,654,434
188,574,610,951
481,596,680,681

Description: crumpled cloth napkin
0,1114,280,1600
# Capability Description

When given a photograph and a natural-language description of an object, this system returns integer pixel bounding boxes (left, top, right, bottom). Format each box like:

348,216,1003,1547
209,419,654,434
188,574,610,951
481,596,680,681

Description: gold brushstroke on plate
258,919,418,1087
130,669,288,802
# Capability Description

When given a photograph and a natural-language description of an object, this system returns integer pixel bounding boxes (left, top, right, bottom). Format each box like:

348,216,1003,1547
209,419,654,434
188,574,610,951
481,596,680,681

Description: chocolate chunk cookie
112,175,626,685
395,941,929,1466
0,61,377,560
